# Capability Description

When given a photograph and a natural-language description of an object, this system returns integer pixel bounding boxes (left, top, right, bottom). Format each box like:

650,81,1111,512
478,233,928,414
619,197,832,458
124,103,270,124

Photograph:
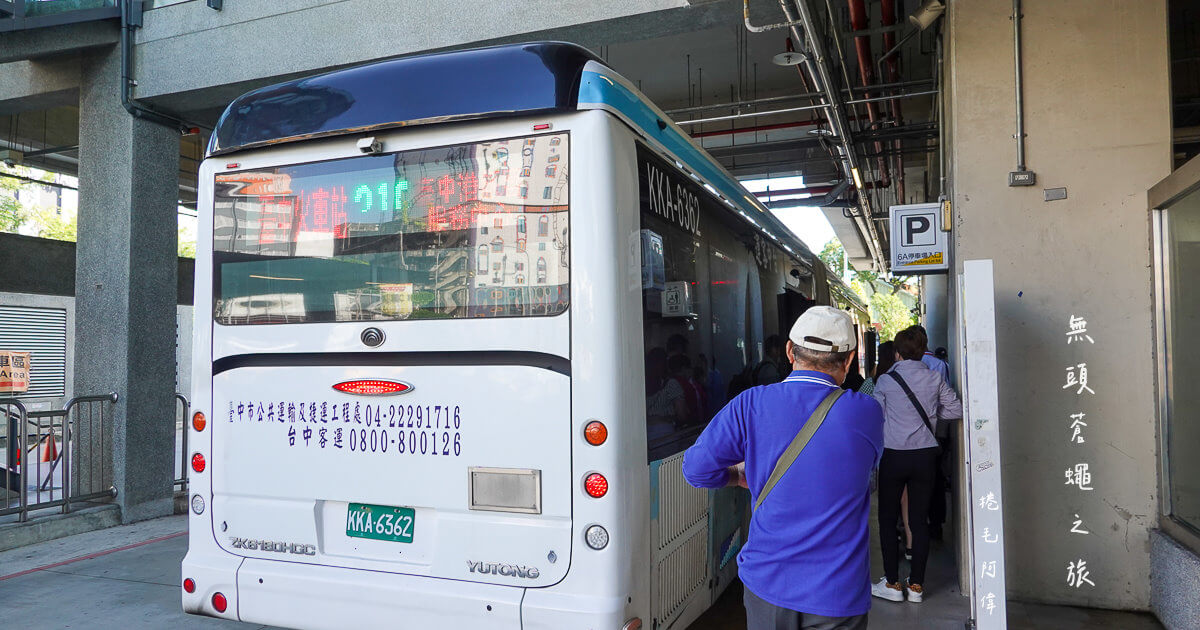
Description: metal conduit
781,0,887,270
1012,0,1028,172
675,90,937,126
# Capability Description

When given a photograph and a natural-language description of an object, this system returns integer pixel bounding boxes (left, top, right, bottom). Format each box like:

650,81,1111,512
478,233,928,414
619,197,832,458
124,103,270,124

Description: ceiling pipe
780,0,887,270
665,79,934,117
676,89,935,126
693,119,823,138
880,0,905,203
756,181,879,198
692,115,868,138
847,0,891,189
743,0,805,32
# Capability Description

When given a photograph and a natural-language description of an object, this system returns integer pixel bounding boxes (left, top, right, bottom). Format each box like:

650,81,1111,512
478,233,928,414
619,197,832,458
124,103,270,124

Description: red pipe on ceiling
847,0,891,188
880,0,906,202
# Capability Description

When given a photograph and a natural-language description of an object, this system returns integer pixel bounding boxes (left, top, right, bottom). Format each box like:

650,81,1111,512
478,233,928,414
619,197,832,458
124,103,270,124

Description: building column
75,45,179,523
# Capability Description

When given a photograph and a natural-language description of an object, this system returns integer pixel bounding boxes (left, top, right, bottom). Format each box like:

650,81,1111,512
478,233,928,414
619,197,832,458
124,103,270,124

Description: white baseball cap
789,306,857,353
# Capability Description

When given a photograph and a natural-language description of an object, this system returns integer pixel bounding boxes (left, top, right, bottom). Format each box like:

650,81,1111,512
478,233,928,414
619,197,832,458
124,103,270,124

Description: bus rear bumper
231,557,524,629
521,587,630,630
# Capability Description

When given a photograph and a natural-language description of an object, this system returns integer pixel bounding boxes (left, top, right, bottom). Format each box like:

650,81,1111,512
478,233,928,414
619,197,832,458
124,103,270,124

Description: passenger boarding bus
182,42,869,630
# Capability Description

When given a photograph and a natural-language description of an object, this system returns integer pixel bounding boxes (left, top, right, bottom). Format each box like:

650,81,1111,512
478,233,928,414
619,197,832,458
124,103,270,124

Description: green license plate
346,503,415,543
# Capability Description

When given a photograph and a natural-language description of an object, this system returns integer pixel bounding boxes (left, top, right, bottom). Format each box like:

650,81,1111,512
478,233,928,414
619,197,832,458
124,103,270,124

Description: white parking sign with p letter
890,202,949,273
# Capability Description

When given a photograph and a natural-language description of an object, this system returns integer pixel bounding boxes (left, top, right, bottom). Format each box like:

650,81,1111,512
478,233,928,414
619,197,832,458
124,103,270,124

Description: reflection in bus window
212,133,569,324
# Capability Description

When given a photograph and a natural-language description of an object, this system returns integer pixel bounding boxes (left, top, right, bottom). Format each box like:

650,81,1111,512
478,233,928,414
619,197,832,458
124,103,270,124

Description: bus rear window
212,133,569,324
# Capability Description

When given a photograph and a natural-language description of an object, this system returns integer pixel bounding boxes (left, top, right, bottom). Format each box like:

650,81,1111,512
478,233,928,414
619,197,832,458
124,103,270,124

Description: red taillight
584,421,607,446
183,578,196,593
585,473,608,498
212,592,227,613
533,123,552,130
192,411,206,432
191,453,206,473
332,379,412,396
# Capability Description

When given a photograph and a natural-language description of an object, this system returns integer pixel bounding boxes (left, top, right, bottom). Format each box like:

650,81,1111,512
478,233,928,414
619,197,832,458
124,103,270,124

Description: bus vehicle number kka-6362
226,401,463,457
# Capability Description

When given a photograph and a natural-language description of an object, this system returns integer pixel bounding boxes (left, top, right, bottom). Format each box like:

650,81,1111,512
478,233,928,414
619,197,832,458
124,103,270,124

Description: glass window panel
1166,187,1200,530
212,133,568,324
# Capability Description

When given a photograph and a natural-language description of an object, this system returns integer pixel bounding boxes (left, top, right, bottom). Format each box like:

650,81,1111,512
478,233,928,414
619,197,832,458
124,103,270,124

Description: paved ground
0,515,1164,630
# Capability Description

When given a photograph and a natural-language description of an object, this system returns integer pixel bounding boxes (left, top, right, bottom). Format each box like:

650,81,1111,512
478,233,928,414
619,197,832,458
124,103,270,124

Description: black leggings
877,447,939,585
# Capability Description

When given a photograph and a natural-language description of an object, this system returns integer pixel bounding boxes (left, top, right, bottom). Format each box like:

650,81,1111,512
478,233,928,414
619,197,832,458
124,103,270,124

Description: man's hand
727,462,748,489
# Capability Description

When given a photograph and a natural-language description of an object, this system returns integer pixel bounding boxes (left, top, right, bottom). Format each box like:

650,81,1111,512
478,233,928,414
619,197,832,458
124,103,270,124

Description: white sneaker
871,577,904,602
906,580,925,603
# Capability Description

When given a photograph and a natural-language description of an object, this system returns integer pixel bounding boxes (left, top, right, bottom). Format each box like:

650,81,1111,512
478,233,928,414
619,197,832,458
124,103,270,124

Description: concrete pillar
945,0,1169,610
75,45,179,523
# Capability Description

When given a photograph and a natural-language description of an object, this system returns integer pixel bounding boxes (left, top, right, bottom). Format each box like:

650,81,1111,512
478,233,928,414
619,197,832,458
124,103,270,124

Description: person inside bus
681,307,884,630
667,353,704,427
646,347,688,437
870,328,962,604
753,334,788,385
697,352,725,416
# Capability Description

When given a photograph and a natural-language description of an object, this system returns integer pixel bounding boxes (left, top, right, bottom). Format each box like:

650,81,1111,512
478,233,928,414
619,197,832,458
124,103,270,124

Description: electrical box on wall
1008,170,1036,186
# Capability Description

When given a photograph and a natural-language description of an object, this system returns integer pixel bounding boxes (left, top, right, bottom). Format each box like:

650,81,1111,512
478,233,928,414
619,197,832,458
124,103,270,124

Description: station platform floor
0,514,1164,630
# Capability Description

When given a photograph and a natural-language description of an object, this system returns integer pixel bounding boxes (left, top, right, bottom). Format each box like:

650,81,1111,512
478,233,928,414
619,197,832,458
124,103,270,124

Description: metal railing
1,393,118,522
174,393,189,492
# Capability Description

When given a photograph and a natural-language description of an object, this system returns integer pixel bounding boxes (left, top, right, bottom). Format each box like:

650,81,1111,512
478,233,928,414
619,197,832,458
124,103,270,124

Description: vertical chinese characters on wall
1063,314,1096,589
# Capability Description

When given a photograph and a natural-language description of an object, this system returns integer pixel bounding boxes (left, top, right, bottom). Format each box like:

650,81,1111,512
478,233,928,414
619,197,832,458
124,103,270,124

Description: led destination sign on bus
216,134,568,245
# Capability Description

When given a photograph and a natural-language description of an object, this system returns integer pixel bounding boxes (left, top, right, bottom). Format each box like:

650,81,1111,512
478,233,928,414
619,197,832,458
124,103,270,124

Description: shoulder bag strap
753,388,845,512
885,371,936,438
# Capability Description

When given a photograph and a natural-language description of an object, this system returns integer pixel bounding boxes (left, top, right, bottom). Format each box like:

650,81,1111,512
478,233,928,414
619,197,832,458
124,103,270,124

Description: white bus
182,42,869,630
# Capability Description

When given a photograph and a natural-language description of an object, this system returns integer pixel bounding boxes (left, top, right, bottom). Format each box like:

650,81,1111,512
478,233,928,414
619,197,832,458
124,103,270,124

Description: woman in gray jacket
869,328,962,604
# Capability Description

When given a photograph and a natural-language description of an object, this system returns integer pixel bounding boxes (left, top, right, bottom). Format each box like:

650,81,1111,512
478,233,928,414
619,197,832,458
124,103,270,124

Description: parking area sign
890,202,948,273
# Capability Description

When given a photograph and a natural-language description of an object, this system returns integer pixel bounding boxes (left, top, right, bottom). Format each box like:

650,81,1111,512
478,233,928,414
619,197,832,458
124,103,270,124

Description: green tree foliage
819,238,846,276
177,225,196,258
31,209,77,242
0,174,27,232
870,291,916,342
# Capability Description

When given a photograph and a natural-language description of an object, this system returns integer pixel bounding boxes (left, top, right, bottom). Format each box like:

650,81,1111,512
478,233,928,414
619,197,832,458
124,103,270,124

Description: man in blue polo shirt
682,306,884,629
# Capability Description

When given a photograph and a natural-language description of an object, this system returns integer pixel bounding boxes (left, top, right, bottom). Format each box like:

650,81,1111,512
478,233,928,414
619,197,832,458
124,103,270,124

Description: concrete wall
945,0,1170,610
134,0,699,114
0,232,195,304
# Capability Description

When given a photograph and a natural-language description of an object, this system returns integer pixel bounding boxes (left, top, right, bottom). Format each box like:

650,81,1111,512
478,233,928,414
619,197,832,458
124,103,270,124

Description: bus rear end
181,115,637,628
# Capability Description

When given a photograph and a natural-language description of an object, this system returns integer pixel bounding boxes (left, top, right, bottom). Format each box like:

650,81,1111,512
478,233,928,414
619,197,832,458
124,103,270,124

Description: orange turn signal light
192,411,206,432
584,421,607,446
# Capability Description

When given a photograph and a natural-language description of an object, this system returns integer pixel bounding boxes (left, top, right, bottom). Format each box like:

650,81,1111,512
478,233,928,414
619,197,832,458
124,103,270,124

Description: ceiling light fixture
771,51,807,67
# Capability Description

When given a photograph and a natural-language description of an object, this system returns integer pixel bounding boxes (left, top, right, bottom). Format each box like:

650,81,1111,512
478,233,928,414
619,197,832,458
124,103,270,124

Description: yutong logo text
229,537,316,556
467,560,540,579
